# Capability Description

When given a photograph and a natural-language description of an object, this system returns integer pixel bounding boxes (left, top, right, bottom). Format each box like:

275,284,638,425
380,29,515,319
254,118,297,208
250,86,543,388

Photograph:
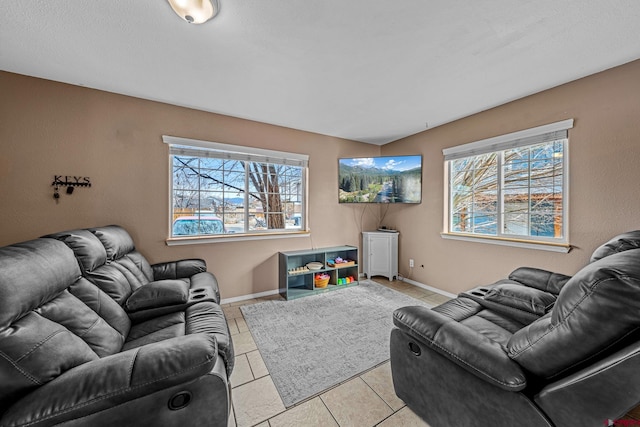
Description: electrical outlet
409,259,414,268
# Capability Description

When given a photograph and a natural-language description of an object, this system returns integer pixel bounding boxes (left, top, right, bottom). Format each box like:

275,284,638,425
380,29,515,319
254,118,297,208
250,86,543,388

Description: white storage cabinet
362,231,398,281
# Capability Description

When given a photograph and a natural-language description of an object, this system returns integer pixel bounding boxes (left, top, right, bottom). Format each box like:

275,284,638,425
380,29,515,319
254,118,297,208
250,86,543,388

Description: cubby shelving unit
279,246,359,300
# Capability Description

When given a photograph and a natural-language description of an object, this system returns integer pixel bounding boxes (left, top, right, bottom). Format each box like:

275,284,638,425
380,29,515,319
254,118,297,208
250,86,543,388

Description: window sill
166,230,310,246
440,232,571,253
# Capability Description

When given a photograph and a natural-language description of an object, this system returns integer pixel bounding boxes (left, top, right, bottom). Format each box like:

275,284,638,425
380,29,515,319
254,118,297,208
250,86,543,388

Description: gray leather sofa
0,225,234,427
391,231,640,427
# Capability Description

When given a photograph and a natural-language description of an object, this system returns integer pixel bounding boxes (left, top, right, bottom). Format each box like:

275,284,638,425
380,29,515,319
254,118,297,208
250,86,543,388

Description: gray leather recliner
391,231,640,427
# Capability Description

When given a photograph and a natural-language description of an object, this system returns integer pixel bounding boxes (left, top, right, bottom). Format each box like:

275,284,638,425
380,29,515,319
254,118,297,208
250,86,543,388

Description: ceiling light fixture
167,0,220,24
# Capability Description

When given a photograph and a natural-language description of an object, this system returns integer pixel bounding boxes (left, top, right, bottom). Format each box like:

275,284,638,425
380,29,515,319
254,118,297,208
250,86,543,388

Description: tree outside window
449,140,566,241
171,155,304,237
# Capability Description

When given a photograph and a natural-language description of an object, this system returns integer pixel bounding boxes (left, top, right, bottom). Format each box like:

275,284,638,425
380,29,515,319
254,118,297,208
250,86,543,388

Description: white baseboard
220,289,281,305
220,277,457,304
400,277,457,298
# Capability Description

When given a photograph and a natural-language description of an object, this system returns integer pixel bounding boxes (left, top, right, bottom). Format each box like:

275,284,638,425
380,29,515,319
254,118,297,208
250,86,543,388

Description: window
443,119,573,249
163,136,308,241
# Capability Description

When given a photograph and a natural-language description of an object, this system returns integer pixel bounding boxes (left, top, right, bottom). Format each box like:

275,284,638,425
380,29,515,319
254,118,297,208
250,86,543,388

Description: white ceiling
2,1,640,145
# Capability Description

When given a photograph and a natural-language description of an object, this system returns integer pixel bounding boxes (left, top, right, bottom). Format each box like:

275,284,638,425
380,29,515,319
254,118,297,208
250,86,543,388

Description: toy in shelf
306,262,323,270
314,273,330,288
327,257,356,268
337,276,356,285
288,266,310,275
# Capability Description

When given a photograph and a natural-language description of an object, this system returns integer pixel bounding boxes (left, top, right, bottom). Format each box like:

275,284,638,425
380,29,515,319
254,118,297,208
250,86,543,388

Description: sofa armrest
124,280,217,323
152,259,207,280
508,267,571,295
125,280,190,312
1,334,217,426
483,283,557,316
393,306,527,391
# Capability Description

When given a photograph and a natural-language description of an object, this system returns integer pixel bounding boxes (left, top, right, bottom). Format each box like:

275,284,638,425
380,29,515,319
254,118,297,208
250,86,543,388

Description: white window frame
442,119,573,253
163,135,309,245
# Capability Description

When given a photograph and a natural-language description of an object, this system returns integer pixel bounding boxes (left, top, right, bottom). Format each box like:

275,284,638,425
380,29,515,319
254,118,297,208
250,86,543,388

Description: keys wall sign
51,175,92,202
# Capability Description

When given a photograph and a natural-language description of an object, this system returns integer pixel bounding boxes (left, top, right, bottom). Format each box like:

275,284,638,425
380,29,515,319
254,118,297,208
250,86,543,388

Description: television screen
338,155,422,203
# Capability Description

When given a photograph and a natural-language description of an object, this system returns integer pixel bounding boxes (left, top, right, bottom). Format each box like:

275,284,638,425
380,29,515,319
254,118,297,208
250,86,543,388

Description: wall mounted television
338,155,422,203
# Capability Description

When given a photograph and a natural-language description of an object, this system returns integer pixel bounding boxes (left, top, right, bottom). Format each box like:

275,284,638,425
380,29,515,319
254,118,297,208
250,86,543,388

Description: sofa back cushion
47,226,155,306
85,255,150,305
90,226,154,302
508,267,571,295
91,225,136,260
0,239,78,326
0,240,101,408
44,229,107,272
507,248,640,378
590,230,640,263
69,278,131,339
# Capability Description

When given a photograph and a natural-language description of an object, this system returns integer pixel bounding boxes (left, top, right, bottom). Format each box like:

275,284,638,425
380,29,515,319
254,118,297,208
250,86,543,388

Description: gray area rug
240,280,432,407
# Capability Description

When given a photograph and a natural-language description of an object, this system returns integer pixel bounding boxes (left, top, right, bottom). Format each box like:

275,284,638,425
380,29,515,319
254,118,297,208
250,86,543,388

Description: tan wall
3,60,639,299
0,71,380,299
381,59,640,294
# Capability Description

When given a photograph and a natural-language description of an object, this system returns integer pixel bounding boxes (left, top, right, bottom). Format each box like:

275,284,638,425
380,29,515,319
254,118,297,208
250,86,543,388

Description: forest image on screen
338,155,422,203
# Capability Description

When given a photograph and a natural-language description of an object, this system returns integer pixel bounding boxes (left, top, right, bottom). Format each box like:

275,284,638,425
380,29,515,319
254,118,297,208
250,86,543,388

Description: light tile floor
222,278,640,426
222,278,445,427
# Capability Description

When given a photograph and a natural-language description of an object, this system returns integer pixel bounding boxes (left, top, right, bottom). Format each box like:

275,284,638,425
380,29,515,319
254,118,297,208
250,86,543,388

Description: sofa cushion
433,298,525,349
90,225,137,261
47,227,156,303
86,256,153,306
124,250,154,283
39,289,124,357
69,278,131,340
124,312,186,350
508,248,640,378
48,226,220,312
44,229,107,272
484,283,557,316
459,314,515,348
459,281,546,326
0,311,99,409
123,302,234,375
87,265,138,305
0,239,98,408
152,259,208,281
125,280,190,312
589,230,640,262
432,296,482,321
508,267,571,295
0,239,80,328
111,256,151,289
